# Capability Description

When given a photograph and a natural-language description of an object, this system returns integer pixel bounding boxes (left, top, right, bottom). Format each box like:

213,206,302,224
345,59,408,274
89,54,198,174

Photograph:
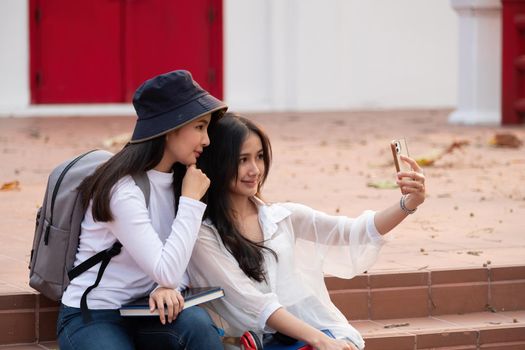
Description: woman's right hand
149,287,184,325
181,164,210,200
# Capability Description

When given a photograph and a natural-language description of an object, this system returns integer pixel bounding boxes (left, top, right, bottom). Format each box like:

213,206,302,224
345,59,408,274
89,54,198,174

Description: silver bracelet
400,195,417,214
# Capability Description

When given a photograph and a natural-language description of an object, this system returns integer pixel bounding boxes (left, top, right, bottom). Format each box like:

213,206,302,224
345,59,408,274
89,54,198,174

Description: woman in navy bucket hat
57,70,227,350
131,70,227,143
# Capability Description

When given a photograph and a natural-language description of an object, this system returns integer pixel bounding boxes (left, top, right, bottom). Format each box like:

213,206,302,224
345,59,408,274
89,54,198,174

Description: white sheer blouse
187,197,386,349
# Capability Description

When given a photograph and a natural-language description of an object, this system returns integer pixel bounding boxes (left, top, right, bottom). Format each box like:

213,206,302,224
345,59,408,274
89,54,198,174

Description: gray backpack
29,150,149,320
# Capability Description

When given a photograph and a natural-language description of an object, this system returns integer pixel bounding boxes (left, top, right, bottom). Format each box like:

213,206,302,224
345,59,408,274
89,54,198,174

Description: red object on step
240,331,263,350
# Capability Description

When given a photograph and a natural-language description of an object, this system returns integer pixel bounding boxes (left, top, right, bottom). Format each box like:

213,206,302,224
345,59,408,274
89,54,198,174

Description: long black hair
198,113,276,282
78,136,186,222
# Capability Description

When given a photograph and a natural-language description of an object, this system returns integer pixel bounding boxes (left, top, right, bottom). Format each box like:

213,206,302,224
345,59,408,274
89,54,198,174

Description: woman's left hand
149,287,185,325
396,155,426,210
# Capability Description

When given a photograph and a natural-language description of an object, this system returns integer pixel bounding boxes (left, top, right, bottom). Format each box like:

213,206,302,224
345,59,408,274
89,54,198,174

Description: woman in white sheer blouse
187,113,426,350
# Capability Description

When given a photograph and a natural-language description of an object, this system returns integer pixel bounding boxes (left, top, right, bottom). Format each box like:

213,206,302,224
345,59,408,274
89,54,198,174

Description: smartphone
390,138,411,173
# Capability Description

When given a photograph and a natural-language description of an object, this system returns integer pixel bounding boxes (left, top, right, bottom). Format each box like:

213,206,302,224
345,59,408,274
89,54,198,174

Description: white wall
0,0,457,112
225,0,458,111
0,0,29,107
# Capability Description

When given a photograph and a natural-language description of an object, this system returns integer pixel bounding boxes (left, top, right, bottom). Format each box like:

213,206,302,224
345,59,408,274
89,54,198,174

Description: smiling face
164,114,211,166
229,132,265,198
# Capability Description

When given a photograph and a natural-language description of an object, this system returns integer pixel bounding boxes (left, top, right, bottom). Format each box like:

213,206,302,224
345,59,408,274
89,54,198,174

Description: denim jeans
57,304,224,350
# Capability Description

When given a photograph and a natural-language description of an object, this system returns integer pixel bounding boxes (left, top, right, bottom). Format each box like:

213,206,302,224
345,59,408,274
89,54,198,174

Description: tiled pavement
0,110,524,348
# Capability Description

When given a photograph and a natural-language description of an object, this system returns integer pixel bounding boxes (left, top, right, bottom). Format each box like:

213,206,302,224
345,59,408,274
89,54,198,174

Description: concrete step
0,265,523,348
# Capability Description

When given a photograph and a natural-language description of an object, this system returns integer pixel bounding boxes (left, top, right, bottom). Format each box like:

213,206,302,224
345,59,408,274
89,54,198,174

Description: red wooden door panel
124,0,223,100
30,0,124,103
30,0,223,104
502,0,525,124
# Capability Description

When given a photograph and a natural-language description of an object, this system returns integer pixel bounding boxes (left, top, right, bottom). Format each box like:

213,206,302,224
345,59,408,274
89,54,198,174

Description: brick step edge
326,264,525,320
5,314,525,350
1,264,524,345
360,321,525,350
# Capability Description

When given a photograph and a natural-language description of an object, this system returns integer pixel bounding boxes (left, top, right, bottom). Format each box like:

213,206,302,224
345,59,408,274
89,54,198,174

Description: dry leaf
415,140,469,166
366,180,397,189
415,152,441,166
102,133,131,149
489,133,523,148
384,322,409,329
467,251,482,256
485,304,497,313
0,180,20,191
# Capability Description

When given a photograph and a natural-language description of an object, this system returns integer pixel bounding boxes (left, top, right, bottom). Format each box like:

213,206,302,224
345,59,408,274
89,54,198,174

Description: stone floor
0,109,524,295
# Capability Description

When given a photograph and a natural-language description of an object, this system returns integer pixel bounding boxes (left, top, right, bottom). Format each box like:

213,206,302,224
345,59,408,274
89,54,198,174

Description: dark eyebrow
239,148,263,157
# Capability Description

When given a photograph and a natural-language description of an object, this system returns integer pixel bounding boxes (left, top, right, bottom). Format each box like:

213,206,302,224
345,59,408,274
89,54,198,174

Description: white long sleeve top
62,169,206,309
187,197,386,350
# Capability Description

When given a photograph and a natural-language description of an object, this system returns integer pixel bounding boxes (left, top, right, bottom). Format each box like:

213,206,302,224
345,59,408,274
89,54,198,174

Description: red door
502,0,525,124
30,0,223,104
124,0,223,101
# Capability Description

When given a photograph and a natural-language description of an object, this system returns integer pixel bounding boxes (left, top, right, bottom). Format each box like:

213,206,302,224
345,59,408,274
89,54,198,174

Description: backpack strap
68,172,150,323
79,241,122,323
45,150,98,245
132,172,151,208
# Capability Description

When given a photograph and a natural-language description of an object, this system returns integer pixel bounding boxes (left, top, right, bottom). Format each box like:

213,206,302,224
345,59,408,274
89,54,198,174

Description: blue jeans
57,304,224,350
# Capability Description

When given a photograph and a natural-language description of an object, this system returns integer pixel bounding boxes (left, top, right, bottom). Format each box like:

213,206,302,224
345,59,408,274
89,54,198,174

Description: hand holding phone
390,138,412,173
390,139,426,208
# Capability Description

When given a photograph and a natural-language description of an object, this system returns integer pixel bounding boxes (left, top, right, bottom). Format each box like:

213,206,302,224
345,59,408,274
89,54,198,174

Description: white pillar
449,0,502,125
0,0,30,108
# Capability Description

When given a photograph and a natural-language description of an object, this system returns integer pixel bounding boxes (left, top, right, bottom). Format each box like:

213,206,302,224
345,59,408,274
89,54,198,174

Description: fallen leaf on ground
384,323,410,329
27,127,41,139
0,180,20,191
102,133,131,149
467,227,495,236
489,133,523,148
485,304,497,313
415,140,470,166
467,251,483,256
366,180,397,189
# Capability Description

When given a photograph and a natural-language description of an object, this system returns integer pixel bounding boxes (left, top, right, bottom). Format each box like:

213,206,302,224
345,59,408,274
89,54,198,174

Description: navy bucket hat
130,70,228,143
